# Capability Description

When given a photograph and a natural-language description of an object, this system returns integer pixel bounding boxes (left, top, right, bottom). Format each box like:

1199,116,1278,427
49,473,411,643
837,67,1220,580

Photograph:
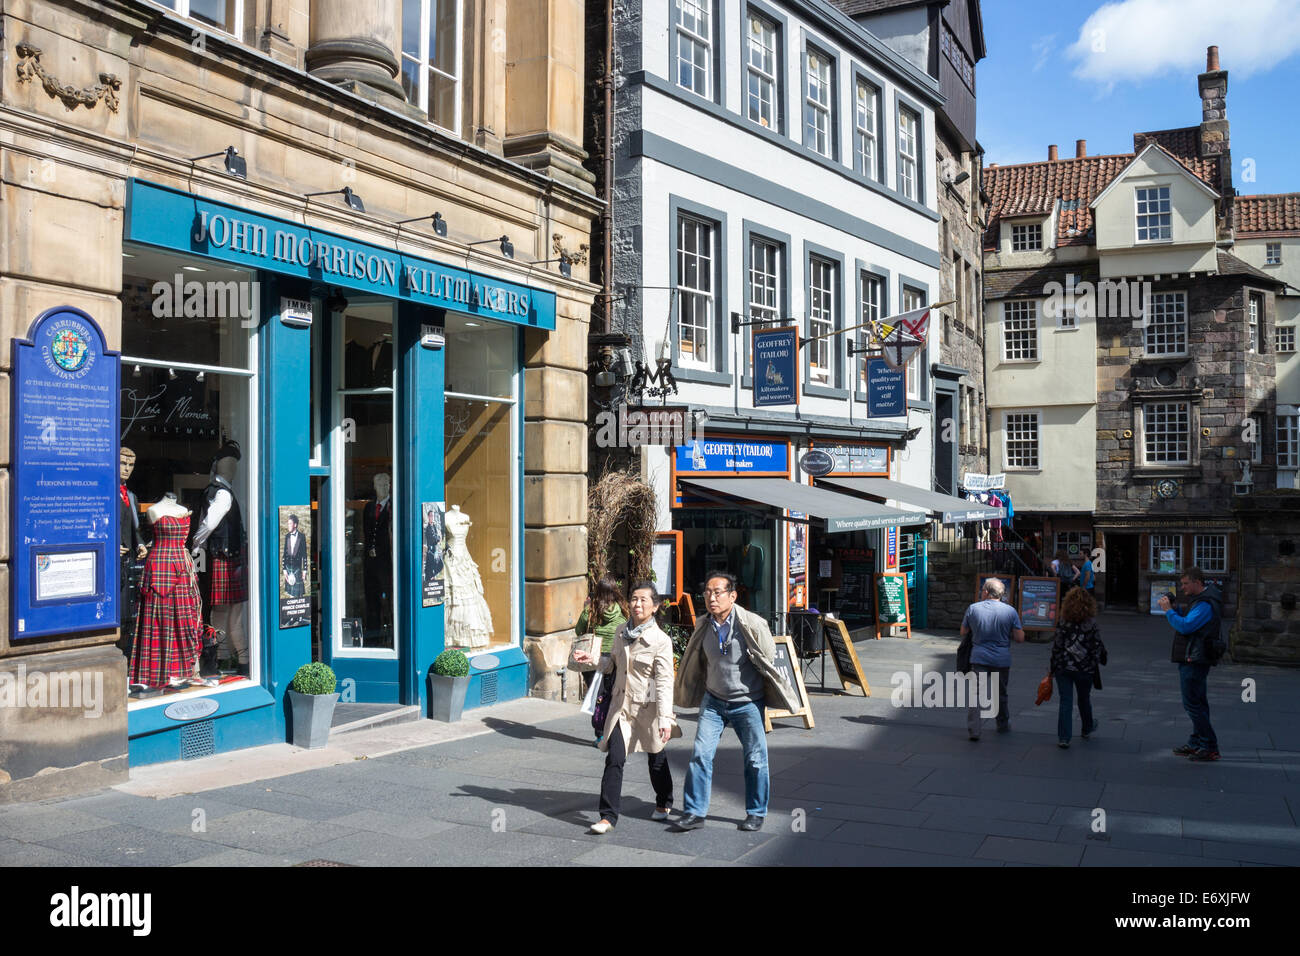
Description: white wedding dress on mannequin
444,505,493,648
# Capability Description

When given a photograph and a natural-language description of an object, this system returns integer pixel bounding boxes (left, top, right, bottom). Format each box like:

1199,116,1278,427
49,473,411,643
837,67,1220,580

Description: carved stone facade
1,0,598,800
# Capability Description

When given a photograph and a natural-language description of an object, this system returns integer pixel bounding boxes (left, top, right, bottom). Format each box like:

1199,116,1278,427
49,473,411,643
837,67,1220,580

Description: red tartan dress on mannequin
129,514,203,687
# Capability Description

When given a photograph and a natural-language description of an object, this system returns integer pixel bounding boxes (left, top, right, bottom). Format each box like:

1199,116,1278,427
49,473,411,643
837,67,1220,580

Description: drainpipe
603,0,615,333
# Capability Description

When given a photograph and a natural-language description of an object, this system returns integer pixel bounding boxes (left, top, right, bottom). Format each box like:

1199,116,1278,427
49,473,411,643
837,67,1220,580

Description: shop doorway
1106,533,1140,610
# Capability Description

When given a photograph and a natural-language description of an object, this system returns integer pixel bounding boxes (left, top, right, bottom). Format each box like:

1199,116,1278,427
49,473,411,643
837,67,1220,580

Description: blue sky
977,0,1300,195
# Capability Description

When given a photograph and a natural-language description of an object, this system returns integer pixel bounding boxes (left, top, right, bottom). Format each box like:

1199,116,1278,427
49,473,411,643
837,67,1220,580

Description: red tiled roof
983,154,1134,249
1237,194,1300,236
984,129,1223,250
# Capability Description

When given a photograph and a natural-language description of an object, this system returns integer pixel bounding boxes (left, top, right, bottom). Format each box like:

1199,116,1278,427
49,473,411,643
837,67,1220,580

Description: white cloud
1068,0,1300,85
1031,34,1057,72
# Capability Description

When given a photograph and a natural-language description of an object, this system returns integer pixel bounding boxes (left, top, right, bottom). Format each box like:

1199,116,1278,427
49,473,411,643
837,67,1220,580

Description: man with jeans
960,578,1025,740
672,571,799,832
1158,566,1223,761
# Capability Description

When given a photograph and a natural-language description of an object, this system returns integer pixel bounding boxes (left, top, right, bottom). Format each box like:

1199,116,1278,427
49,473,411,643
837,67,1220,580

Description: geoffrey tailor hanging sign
11,307,120,639
124,179,557,330
752,326,799,406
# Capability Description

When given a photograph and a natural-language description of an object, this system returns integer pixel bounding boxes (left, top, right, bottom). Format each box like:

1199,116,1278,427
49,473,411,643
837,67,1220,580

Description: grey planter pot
288,689,340,749
429,673,470,722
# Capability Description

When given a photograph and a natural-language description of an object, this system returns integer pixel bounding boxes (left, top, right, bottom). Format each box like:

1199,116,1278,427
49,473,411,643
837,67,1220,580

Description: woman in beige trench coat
573,581,682,833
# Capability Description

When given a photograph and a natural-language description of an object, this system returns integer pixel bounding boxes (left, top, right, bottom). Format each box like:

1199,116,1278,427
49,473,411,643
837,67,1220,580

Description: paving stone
325,809,461,841
976,835,1084,866
174,848,296,866
0,807,118,843
822,819,984,856
1080,844,1232,867
37,823,222,867
920,813,1063,843
914,794,1059,824
1198,840,1300,866
0,835,121,867
570,845,696,867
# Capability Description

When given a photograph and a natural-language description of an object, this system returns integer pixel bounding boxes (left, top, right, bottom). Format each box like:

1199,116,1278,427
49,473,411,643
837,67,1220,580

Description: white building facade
608,0,943,627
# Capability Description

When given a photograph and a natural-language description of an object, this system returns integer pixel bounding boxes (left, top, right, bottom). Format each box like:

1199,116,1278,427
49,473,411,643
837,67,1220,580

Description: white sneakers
588,819,614,834
650,807,671,821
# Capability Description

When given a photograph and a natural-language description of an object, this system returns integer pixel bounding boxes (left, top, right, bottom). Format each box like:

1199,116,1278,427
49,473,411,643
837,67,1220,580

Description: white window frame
1001,299,1039,361
903,286,925,399
1010,223,1043,252
1248,293,1262,353
150,0,244,37
898,107,919,201
1277,326,1296,353
1150,534,1183,572
675,0,714,99
677,215,715,370
854,79,879,181
804,47,833,158
401,0,464,135
745,10,778,130
807,255,836,386
1193,534,1228,574
857,271,883,391
1135,185,1173,242
1266,242,1282,266
748,236,781,325
1143,291,1188,357
1278,413,1300,469
1141,400,1192,466
1002,410,1041,471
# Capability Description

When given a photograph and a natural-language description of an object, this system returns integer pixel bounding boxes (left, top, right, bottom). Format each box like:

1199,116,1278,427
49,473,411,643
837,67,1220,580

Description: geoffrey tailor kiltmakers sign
124,179,557,330
11,307,120,638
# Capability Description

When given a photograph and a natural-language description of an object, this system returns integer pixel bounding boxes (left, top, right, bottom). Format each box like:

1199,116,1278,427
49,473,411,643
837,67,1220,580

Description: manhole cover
294,859,355,867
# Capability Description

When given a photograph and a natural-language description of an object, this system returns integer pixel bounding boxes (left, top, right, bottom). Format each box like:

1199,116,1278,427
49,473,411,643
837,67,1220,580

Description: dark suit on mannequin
283,523,307,598
363,497,393,631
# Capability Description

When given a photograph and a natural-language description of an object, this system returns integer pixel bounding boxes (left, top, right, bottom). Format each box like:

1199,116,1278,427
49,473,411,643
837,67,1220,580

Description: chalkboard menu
1018,577,1061,631
874,572,911,638
836,547,875,624
763,634,814,730
823,617,870,696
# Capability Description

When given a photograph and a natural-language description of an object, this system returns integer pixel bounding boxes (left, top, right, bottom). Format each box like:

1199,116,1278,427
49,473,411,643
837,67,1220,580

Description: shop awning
677,477,926,533
817,476,1003,525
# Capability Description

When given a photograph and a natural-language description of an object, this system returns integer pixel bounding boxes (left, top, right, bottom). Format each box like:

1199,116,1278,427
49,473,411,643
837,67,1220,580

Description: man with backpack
1157,566,1226,762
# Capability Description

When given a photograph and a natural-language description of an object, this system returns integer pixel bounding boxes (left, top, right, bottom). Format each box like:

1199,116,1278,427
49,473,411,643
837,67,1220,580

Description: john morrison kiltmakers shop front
8,179,562,770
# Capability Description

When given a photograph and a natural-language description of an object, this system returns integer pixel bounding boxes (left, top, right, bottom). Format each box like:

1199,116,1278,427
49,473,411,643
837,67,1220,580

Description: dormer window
1136,186,1172,242
1010,223,1042,251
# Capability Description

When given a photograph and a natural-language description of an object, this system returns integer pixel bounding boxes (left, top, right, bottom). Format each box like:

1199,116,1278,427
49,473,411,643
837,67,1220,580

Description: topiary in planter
433,649,469,678
290,661,337,696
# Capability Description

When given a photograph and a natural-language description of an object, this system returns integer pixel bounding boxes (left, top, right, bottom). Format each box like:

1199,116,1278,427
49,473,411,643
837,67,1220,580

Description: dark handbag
1093,670,1103,691
591,665,615,733
956,633,972,673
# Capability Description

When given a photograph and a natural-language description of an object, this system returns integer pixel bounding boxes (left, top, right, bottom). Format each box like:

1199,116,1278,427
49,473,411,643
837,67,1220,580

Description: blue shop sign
675,439,789,475
10,307,119,639
866,359,906,417
124,179,556,330
752,326,799,406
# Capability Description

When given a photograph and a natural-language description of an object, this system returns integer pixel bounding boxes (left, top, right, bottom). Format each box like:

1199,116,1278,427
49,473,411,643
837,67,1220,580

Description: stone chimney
1199,45,1229,157
1048,144,1058,161
1075,139,1087,158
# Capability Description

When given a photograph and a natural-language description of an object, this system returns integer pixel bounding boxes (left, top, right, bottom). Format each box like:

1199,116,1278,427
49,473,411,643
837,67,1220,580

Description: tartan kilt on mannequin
130,517,204,687
209,555,248,605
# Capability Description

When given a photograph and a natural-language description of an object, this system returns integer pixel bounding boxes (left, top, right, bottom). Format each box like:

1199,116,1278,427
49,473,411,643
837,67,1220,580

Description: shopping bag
569,632,598,672
1035,674,1053,706
580,666,602,716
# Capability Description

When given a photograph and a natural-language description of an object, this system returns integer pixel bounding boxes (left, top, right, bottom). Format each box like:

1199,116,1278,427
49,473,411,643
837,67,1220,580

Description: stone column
306,0,420,117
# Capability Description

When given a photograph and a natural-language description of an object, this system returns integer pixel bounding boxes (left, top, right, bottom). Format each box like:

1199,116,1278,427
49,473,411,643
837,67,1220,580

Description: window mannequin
118,447,148,656
444,504,493,648
193,441,248,674
363,472,394,638
130,493,203,688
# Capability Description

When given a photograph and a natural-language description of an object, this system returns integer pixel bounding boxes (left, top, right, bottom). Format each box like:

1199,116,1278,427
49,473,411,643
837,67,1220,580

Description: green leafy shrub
290,662,336,696
433,649,470,678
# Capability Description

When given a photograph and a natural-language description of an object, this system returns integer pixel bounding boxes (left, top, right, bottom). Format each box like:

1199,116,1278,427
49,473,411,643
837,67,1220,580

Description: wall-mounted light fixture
189,146,247,179
395,211,447,237
467,235,514,259
527,254,573,278
305,187,365,213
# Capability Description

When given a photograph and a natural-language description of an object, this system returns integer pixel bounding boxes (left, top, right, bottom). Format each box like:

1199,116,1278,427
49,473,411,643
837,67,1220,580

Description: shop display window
675,509,775,627
443,315,518,652
118,246,257,700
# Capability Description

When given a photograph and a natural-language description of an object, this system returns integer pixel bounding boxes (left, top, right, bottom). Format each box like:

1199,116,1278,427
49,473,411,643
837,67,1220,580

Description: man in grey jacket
672,570,799,832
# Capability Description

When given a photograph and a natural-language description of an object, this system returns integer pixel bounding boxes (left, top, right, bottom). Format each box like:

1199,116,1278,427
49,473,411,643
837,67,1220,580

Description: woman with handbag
573,581,681,834
1050,586,1106,748
574,577,629,740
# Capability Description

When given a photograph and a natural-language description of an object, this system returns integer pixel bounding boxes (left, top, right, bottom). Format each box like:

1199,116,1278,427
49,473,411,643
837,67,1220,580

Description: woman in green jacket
576,577,629,738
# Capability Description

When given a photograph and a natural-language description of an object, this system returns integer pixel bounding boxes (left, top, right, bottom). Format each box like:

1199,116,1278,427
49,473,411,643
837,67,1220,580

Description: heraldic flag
876,305,931,370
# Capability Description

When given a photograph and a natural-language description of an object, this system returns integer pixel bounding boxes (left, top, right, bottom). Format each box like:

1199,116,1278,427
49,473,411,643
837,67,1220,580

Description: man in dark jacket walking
1158,567,1223,762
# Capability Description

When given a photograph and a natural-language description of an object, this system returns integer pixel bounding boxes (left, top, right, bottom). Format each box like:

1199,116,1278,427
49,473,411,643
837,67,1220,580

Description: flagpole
797,300,955,346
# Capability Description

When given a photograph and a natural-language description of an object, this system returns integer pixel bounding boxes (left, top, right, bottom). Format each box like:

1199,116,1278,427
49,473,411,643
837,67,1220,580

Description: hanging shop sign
674,438,790,476
820,443,890,476
798,449,834,477
125,179,556,330
11,307,120,639
752,326,799,406
421,502,447,608
962,472,1006,492
865,359,907,418
278,505,312,629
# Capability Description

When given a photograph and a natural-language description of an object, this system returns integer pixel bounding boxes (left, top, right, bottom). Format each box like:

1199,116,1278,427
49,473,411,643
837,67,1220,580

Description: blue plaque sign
752,326,799,406
866,359,907,418
11,307,119,639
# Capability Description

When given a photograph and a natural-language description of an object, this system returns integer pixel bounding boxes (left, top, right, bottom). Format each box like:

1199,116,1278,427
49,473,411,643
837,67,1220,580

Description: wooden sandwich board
822,616,870,697
763,634,814,731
